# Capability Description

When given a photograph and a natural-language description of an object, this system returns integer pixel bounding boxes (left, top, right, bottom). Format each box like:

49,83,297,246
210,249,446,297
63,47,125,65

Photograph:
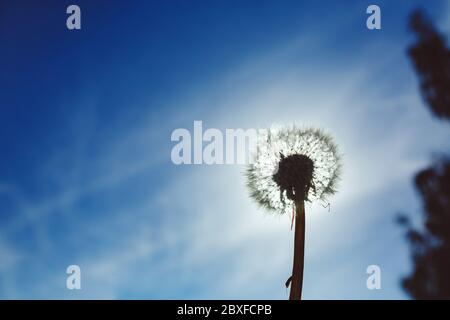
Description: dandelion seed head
246,126,342,215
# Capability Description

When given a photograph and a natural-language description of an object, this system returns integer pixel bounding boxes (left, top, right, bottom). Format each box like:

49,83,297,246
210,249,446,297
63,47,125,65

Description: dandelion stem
289,199,305,300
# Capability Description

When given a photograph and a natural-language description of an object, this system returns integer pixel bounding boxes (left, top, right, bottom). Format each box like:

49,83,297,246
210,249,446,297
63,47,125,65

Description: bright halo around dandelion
246,126,342,215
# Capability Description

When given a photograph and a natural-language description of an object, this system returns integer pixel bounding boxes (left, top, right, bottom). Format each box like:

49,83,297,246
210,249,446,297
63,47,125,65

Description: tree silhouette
408,10,450,120
399,10,450,299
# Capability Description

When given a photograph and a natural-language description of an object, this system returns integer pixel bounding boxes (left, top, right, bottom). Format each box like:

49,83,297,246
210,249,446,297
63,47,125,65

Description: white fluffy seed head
246,126,342,215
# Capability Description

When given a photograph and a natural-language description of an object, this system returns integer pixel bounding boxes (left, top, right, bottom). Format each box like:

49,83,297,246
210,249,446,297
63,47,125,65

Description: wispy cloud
1,1,449,300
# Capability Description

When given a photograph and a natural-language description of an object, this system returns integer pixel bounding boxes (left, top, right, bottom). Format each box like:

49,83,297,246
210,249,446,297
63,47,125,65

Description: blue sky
1,0,450,299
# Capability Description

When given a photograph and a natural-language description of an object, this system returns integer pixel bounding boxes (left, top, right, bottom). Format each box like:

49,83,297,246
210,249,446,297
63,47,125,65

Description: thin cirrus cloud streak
0,109,171,298
1,8,450,299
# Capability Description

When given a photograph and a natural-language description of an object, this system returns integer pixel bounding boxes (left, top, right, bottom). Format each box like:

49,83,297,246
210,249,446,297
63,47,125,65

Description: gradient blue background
1,0,450,299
